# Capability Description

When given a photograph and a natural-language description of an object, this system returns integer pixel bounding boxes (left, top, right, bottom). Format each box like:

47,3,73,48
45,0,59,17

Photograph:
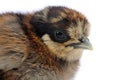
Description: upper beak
67,37,93,50
78,37,93,50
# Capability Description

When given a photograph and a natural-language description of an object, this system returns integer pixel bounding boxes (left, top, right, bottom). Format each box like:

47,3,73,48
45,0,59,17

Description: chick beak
77,37,93,50
67,37,93,50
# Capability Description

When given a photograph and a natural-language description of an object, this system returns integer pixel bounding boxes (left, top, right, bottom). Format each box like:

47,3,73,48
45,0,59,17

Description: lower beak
67,37,93,50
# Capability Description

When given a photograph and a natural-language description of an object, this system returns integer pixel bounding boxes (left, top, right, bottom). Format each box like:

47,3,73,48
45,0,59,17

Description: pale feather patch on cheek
41,34,83,61
66,49,83,61
41,34,71,57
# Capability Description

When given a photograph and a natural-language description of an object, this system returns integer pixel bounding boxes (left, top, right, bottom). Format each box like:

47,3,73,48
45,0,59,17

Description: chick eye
55,31,65,40
53,30,70,43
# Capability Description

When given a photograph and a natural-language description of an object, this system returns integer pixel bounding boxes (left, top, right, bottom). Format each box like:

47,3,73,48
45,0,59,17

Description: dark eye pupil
56,31,64,39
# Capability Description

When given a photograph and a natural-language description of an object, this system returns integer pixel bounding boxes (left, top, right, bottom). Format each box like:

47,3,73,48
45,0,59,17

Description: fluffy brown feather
0,6,92,80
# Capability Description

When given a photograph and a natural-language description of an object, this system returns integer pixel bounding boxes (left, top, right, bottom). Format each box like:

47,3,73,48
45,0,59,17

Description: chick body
0,6,91,80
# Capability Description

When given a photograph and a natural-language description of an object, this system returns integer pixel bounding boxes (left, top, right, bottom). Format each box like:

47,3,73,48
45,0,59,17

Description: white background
0,0,120,80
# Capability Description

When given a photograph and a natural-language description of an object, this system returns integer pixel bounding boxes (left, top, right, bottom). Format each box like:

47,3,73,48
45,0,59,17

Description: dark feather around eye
61,18,70,23
47,28,70,43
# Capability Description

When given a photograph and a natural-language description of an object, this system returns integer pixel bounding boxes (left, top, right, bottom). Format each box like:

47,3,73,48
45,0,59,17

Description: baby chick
0,6,92,80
